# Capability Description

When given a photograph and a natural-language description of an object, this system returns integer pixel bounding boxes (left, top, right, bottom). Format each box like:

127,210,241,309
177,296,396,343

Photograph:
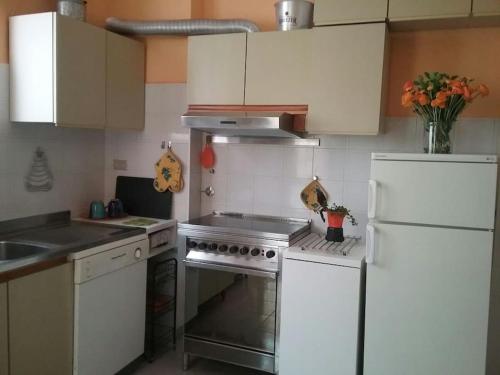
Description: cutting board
115,176,172,220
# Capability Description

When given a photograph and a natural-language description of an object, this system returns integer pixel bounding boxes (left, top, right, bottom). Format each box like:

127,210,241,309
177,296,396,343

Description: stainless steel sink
0,241,51,261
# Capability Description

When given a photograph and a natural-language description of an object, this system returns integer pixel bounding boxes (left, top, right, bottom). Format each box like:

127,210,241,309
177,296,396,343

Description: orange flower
430,99,446,109
401,92,414,107
478,84,490,97
417,92,429,105
451,86,464,95
463,85,472,101
403,80,414,92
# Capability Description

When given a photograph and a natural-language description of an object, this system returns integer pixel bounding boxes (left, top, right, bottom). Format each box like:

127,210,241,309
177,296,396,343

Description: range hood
181,111,303,138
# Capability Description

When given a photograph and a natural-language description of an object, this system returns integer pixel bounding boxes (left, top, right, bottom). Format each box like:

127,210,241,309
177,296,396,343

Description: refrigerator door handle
366,224,376,264
368,179,378,219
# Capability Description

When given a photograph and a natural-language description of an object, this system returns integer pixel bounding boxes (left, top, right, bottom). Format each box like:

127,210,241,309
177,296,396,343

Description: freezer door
370,160,497,229
364,223,493,375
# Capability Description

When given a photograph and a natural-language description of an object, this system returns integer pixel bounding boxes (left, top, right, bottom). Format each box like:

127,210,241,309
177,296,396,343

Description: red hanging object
200,139,215,169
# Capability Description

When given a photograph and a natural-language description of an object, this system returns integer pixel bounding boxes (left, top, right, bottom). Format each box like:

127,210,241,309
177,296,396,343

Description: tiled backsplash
200,117,500,237
0,64,104,221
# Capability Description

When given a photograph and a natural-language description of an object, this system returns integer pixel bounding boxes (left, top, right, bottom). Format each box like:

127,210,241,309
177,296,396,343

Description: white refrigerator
364,153,500,375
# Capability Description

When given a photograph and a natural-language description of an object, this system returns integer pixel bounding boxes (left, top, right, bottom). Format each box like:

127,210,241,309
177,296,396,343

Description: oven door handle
183,260,277,279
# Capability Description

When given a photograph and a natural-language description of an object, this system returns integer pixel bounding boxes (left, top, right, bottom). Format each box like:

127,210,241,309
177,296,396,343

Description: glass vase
424,121,453,154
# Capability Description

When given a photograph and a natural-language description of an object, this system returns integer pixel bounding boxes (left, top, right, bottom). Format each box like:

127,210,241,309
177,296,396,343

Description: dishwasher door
74,240,149,375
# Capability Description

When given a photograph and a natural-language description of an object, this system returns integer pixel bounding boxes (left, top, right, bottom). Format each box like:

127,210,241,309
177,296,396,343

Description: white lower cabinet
279,257,363,375
8,264,74,375
0,283,7,375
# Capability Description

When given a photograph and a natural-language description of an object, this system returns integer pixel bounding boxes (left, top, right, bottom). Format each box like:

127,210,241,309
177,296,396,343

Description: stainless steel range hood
181,111,302,138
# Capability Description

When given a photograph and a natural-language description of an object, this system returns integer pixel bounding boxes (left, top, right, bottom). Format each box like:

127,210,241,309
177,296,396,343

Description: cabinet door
106,32,145,130
187,33,246,105
389,0,471,20
308,24,387,135
314,0,388,25
9,264,74,375
0,283,7,375
245,30,311,105
56,14,106,128
473,0,500,16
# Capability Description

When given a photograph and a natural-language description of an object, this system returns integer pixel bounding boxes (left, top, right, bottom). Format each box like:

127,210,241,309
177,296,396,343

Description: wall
103,84,191,222
200,117,500,238
0,64,104,221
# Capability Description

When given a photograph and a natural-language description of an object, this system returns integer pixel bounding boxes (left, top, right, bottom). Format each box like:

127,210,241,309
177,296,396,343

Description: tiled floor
130,349,267,375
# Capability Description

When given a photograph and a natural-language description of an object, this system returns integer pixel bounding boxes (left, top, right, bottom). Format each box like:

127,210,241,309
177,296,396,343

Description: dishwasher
73,238,150,375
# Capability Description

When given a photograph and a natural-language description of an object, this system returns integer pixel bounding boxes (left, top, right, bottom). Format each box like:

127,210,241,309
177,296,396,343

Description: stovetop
178,212,310,242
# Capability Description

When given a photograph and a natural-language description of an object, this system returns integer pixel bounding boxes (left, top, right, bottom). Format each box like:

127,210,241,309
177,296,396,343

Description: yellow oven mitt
154,149,184,193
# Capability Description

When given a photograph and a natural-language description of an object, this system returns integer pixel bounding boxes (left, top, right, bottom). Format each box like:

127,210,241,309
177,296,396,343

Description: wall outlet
113,159,127,171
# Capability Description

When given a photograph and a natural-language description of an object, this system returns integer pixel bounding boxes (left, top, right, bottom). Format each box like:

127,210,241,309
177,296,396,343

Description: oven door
184,260,278,355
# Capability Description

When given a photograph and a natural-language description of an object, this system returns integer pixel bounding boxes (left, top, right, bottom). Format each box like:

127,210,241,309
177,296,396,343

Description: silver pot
274,0,314,31
57,0,86,21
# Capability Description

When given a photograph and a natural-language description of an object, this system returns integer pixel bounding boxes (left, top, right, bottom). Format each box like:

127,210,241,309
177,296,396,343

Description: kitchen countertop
0,211,146,279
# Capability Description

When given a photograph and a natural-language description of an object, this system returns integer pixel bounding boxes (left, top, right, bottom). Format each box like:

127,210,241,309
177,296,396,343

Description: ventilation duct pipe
105,17,260,36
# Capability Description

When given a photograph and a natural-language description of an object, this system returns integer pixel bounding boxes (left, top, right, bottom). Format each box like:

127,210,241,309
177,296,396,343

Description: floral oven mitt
154,149,184,193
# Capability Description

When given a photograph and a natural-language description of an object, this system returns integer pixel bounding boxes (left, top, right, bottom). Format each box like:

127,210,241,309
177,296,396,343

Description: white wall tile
226,174,254,213
254,146,284,177
282,177,311,210
313,148,345,181
343,181,368,214
253,175,284,209
283,147,313,178
344,150,371,182
227,144,255,175
454,118,496,154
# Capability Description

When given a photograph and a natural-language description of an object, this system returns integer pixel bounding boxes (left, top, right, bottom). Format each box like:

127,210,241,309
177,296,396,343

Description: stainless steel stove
178,212,311,374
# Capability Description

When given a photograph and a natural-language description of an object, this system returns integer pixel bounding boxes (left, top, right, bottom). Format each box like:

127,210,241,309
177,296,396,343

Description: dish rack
145,257,177,362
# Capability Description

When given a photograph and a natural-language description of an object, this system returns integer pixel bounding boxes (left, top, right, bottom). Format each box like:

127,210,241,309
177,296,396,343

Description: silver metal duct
105,17,260,36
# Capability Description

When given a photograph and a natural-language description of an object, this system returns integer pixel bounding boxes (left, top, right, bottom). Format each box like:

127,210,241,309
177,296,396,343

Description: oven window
185,268,277,354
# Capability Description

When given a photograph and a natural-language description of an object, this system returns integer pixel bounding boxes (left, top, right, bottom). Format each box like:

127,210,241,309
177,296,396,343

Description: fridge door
369,159,497,229
364,223,493,375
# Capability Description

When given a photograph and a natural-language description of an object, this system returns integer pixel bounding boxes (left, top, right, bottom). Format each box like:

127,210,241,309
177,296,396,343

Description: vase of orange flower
402,72,489,154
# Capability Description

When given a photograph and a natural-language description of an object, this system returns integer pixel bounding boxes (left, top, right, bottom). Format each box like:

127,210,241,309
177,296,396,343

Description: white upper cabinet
307,24,388,135
106,32,145,130
187,33,247,105
314,0,388,25
388,0,472,21
472,0,500,16
245,30,311,105
10,12,106,128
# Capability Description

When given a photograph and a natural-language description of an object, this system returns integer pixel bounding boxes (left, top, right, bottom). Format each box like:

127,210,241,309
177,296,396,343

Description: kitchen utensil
300,179,328,212
200,142,215,169
107,199,126,218
89,200,106,219
115,176,172,219
275,0,314,31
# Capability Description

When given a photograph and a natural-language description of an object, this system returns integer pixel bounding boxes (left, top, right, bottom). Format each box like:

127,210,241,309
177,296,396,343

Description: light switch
113,159,127,171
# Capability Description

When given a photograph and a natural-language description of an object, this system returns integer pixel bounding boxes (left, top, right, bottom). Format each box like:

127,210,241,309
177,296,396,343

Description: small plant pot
325,211,346,242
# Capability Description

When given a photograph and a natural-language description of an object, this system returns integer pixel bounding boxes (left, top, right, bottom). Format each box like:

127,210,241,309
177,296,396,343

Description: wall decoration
25,147,54,192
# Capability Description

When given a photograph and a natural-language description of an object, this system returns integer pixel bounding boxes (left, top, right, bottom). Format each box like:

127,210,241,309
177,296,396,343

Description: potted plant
401,72,489,154
319,203,358,243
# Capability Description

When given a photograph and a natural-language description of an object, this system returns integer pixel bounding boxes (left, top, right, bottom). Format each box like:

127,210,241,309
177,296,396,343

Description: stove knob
187,241,197,248
198,242,207,250
251,248,261,256
229,246,239,254
240,247,249,255
209,243,218,251
219,245,228,252
266,250,276,259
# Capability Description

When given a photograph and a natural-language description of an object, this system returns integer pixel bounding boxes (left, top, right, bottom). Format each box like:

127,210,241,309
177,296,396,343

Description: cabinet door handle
366,224,376,264
368,179,378,219
111,253,126,260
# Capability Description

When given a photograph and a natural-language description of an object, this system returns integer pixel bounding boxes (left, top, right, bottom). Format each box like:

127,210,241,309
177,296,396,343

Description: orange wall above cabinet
387,27,500,117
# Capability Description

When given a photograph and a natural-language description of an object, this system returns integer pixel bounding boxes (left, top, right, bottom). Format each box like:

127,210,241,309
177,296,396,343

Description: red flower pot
327,211,346,228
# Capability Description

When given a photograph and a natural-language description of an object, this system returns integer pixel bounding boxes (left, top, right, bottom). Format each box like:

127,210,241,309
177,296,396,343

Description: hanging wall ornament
25,147,54,192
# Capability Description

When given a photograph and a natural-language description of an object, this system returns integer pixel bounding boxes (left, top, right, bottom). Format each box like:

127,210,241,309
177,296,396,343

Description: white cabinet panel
245,30,311,105
308,24,387,135
364,223,492,375
106,32,145,130
187,33,246,105
314,0,388,25
389,0,471,21
473,0,500,16
370,159,497,229
280,258,361,375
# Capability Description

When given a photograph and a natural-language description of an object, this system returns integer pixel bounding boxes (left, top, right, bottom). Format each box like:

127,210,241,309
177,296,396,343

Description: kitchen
0,0,500,374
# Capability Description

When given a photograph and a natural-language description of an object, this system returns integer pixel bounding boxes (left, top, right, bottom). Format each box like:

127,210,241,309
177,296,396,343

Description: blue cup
89,200,106,219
